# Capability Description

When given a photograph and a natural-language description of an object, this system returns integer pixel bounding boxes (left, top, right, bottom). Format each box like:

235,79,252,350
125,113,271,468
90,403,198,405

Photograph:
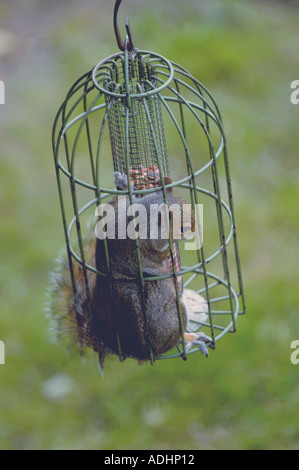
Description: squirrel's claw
183,332,215,357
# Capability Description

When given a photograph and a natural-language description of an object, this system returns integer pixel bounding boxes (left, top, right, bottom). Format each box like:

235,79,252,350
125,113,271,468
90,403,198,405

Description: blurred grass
0,0,299,450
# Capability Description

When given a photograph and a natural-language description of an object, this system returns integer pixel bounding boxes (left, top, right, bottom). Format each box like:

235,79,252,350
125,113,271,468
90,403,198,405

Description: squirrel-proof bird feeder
52,0,246,364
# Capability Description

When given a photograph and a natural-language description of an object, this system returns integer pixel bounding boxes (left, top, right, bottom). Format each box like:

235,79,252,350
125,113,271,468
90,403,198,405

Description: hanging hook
114,0,134,51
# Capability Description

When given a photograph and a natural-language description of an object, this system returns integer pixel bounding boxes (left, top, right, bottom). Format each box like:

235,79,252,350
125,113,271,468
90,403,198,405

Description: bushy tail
45,240,97,355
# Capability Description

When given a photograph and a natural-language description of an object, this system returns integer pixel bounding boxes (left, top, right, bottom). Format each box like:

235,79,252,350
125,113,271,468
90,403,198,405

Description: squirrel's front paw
183,332,215,357
114,171,133,191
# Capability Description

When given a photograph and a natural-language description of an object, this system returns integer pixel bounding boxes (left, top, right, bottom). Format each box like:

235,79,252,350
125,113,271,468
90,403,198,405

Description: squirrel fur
48,178,212,370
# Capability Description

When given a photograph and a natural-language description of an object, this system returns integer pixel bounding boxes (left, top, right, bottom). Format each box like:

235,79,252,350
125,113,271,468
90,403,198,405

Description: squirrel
48,174,214,371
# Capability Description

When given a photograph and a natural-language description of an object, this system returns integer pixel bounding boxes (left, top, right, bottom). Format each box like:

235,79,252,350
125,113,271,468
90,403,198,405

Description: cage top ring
92,50,175,99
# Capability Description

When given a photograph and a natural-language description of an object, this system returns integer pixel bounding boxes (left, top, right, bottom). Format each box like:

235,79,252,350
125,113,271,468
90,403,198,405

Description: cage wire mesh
52,12,245,364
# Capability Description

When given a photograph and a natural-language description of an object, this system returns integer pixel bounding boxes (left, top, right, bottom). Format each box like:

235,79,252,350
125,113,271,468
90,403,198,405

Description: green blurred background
0,0,299,450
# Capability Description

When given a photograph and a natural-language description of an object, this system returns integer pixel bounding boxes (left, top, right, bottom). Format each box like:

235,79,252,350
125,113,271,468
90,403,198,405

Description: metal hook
114,0,134,51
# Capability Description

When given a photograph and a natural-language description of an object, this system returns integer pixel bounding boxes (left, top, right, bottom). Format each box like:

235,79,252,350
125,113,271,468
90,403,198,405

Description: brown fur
50,181,195,369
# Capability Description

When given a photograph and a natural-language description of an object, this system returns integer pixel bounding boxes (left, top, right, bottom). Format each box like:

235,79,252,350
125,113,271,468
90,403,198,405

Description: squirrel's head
95,176,196,259
162,177,196,242
143,177,196,256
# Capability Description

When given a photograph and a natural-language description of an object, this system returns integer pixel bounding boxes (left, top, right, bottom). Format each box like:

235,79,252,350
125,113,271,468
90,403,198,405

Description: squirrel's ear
164,176,173,192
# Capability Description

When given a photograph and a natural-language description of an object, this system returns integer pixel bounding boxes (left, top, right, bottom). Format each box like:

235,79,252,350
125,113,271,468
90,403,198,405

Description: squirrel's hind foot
183,332,215,357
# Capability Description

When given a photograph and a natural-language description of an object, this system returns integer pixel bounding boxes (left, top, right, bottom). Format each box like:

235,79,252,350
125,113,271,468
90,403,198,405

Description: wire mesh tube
100,48,184,299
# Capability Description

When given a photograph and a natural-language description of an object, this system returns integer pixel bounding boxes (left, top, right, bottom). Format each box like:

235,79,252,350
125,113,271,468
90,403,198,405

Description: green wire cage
51,0,246,365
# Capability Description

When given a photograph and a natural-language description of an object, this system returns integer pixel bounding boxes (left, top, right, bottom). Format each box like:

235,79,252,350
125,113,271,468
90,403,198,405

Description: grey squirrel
48,175,214,370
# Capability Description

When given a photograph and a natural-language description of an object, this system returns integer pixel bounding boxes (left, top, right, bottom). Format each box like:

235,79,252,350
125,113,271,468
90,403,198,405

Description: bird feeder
51,0,246,364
